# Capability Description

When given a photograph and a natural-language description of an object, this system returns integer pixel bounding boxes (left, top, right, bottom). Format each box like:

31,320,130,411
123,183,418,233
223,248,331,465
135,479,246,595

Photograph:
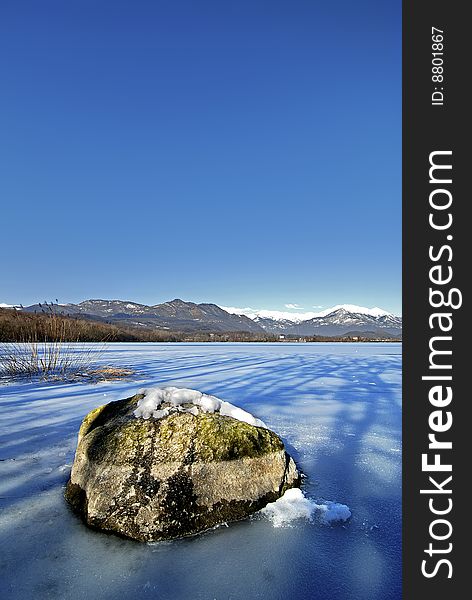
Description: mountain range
18,299,402,338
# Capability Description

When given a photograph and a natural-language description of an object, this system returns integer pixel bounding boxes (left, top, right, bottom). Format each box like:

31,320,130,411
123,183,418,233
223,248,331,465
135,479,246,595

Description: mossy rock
65,394,300,541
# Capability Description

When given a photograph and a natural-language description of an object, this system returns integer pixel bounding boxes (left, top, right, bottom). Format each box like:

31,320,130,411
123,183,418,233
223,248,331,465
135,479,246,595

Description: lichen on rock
65,389,300,541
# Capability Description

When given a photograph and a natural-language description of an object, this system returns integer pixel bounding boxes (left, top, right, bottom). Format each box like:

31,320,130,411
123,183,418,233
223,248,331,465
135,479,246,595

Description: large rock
65,391,299,541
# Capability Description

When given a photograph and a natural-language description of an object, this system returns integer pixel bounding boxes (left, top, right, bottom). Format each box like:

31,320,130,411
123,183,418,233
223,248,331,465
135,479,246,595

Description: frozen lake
0,342,402,599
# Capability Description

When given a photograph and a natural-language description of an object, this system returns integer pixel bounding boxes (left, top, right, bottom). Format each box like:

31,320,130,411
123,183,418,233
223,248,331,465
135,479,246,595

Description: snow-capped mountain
224,304,401,336
17,299,401,337
252,315,300,334
283,307,401,337
306,304,391,319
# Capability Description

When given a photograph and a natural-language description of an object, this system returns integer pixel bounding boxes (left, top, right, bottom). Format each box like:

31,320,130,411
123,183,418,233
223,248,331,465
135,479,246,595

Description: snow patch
259,488,351,527
134,386,267,428
316,501,352,524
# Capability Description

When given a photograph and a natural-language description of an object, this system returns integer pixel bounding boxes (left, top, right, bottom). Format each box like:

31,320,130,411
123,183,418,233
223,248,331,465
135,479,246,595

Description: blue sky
0,1,401,314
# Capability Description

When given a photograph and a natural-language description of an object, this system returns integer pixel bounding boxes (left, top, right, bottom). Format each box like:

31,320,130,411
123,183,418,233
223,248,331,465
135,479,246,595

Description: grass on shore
0,303,135,381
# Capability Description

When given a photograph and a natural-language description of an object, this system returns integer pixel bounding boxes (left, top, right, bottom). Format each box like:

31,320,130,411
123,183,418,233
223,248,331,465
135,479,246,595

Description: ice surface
259,488,351,527
134,386,267,428
0,342,401,600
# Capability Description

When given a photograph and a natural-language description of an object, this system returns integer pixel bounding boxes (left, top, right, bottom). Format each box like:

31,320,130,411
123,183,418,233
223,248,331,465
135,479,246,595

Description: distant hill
22,299,265,334
17,298,402,338
0,307,274,343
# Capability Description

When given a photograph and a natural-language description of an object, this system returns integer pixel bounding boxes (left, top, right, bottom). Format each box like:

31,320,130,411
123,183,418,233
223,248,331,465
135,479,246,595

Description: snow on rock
67,388,298,541
134,386,267,428
259,488,351,527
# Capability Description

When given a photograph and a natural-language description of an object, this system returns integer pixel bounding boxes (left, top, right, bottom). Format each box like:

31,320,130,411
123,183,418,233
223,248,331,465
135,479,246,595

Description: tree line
0,308,279,343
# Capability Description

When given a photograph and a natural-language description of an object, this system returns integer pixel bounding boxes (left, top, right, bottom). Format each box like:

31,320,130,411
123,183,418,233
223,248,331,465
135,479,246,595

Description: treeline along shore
0,308,400,343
